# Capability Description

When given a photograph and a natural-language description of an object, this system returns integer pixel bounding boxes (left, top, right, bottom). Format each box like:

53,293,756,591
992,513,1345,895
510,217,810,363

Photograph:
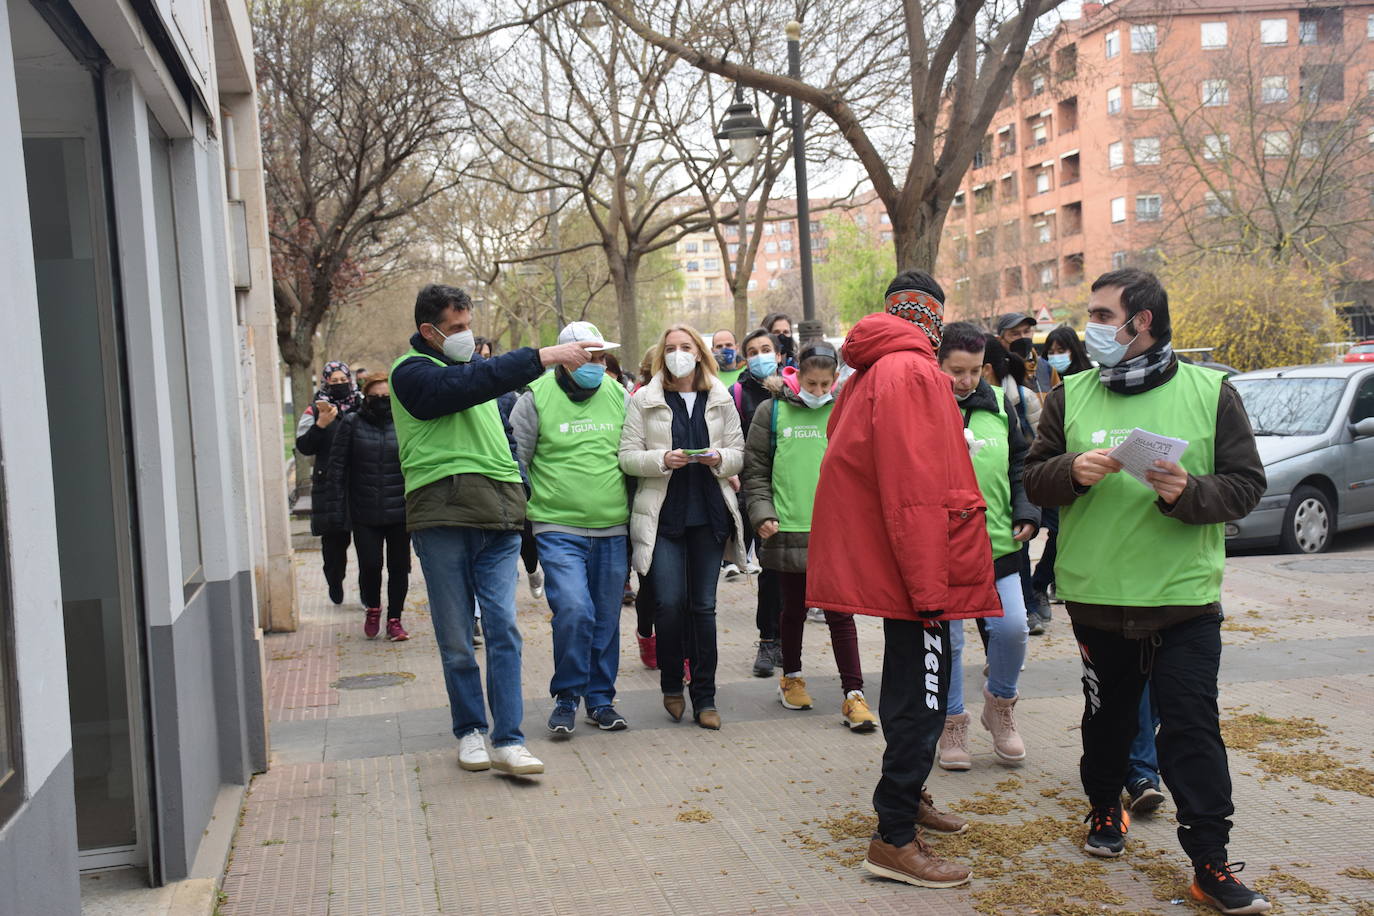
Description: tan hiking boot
841,692,877,732
863,830,972,888
980,687,1026,763
916,788,968,835
937,712,972,771
779,675,813,710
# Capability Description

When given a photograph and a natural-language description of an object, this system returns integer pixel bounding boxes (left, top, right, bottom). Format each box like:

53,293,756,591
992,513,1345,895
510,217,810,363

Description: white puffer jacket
619,374,747,575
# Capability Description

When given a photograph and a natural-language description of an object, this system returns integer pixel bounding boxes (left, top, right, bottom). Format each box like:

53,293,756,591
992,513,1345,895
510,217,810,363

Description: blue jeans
1126,683,1161,787
536,532,628,710
948,572,1029,715
650,525,725,712
411,527,525,747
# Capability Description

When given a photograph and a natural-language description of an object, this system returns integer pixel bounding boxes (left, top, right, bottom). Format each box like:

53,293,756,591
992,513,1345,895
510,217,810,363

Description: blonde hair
651,324,719,392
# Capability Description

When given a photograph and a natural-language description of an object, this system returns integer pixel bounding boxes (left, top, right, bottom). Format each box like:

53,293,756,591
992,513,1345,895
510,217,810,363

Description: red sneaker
637,634,657,669
363,607,382,639
386,619,409,642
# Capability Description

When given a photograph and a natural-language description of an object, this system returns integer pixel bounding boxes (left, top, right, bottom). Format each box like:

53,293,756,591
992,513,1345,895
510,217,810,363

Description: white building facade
0,0,292,907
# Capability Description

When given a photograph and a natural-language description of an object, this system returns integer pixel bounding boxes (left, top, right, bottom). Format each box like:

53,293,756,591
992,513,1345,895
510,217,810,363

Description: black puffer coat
321,407,407,530
297,406,349,536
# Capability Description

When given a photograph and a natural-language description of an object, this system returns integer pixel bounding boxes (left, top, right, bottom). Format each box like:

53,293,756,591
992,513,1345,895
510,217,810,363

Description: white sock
846,690,864,700
784,670,802,679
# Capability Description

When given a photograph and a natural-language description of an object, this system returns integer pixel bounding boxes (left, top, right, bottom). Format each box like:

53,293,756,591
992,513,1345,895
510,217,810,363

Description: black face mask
326,382,352,401
776,333,795,357
1009,337,1035,360
364,395,392,421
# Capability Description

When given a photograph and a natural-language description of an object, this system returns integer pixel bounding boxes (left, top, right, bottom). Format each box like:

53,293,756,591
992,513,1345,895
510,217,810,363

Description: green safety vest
389,350,523,495
718,367,744,388
771,399,834,532
1057,362,1225,607
526,373,628,528
965,389,1017,561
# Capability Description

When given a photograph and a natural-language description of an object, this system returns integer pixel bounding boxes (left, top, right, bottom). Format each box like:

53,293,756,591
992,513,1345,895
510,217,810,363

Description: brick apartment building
938,0,1374,332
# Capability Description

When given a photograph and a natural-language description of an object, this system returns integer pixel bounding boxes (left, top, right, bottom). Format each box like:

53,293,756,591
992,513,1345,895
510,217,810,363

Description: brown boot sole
863,859,972,888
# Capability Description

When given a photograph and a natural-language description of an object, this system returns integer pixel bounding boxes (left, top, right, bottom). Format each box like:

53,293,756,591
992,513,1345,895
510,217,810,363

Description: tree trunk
611,254,641,360
733,284,751,343
287,358,316,502
891,205,945,274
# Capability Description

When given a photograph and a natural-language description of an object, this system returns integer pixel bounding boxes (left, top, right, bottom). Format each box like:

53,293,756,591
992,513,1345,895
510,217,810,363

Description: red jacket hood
841,312,936,371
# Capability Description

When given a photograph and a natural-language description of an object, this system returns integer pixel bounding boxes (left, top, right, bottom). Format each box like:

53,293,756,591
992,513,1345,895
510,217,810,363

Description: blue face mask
1084,320,1137,368
717,347,737,367
747,353,777,378
1046,352,1072,373
798,389,833,409
571,363,606,389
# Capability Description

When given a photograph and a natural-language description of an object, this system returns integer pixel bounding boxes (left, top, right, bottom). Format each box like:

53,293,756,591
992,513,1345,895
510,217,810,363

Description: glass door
13,0,151,869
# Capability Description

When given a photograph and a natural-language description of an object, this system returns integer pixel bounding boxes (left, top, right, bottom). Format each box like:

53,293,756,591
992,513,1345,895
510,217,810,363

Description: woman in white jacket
620,324,746,729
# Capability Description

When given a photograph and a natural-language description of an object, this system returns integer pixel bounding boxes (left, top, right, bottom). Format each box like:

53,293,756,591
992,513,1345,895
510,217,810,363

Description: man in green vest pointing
510,321,632,736
1025,269,1270,915
391,285,601,777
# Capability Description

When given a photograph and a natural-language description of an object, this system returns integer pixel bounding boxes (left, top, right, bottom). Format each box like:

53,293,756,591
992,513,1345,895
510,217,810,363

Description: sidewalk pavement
219,528,1374,915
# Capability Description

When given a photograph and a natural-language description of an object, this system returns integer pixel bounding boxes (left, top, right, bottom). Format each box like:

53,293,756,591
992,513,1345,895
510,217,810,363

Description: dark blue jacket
391,333,543,420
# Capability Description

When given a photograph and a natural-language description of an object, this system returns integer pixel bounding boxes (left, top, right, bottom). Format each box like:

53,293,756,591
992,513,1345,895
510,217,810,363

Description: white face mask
1084,320,1137,368
798,389,833,409
433,326,475,363
664,350,698,379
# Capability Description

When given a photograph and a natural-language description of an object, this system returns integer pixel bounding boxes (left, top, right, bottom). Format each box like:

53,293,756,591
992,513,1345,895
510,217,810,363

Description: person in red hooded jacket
808,270,1003,889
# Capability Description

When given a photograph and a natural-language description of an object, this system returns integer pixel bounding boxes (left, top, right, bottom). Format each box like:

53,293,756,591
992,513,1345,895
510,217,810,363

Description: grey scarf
1098,343,1175,394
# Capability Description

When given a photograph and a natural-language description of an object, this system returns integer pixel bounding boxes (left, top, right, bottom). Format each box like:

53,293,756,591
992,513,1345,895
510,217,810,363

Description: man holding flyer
1024,269,1271,915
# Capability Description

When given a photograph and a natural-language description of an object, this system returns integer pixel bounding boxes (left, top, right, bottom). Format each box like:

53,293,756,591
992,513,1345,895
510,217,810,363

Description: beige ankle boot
937,712,971,771
980,686,1026,763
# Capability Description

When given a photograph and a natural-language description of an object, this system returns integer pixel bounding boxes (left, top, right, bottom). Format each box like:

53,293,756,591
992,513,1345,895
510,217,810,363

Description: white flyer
1107,427,1189,486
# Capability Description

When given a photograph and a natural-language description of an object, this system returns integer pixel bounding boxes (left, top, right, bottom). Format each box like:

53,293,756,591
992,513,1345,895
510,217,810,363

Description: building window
1299,20,1316,45
998,128,1017,156
768,277,781,289
1260,18,1287,45
1031,73,1047,95
1035,170,1051,194
684,241,698,253
780,239,792,252
747,279,758,291
1301,65,1344,102
1204,190,1233,217
1200,21,1227,49
686,261,699,271
703,258,719,270
1031,121,1048,145
1105,29,1119,59
1108,141,1124,169
1368,71,1374,96
1263,130,1291,158
879,211,891,225
1369,14,1374,39
1111,197,1126,223
687,278,703,291
1133,137,1161,165
976,230,995,258
1202,134,1231,160
1037,261,1057,289
781,258,794,269
1112,250,1129,269
952,191,965,210
727,243,739,256
764,241,778,253
809,220,821,234
1132,82,1160,109
1261,75,1289,104
1136,195,1162,222
780,221,793,234
1131,24,1157,53
1201,79,1229,106
1001,173,1018,201
765,260,778,270
1106,86,1122,115
763,222,776,235
1035,219,1052,244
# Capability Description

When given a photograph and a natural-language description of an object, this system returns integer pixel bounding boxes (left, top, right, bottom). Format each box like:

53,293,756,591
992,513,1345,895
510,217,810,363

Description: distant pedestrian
934,322,1036,772
742,341,876,731
761,311,797,366
322,372,411,641
1024,268,1269,914
511,321,631,735
390,283,599,777
809,271,1002,889
296,360,362,605
711,329,745,387
620,324,746,730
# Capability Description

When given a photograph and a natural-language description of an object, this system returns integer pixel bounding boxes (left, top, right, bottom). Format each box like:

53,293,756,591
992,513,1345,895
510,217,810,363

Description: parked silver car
1227,363,1374,553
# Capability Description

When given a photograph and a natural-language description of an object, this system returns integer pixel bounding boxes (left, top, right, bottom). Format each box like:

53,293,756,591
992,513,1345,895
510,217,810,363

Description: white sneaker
457,732,490,771
490,744,544,776
722,563,742,580
743,561,762,575
528,568,545,600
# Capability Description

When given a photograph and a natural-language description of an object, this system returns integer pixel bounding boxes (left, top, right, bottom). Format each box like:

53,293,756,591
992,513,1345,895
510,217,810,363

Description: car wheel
1279,485,1333,554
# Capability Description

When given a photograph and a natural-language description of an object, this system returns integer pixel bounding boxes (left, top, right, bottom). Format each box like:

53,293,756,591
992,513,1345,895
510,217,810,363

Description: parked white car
1227,363,1374,553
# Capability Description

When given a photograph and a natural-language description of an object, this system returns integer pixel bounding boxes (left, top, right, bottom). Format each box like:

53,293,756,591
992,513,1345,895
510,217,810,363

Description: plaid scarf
1098,343,1175,394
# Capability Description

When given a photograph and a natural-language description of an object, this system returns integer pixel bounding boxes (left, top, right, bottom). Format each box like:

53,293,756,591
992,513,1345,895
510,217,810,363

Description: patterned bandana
885,289,945,348
1098,343,1175,394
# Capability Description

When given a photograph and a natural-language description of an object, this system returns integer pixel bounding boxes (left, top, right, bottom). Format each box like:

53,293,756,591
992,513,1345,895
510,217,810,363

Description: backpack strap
731,381,744,417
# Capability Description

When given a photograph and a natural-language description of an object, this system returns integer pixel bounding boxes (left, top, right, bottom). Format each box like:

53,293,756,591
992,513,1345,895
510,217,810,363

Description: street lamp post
715,86,769,331
785,21,821,345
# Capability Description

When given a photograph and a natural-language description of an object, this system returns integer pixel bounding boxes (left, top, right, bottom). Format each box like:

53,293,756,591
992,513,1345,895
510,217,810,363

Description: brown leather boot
663,694,685,722
916,788,968,835
863,830,972,888
695,708,721,730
